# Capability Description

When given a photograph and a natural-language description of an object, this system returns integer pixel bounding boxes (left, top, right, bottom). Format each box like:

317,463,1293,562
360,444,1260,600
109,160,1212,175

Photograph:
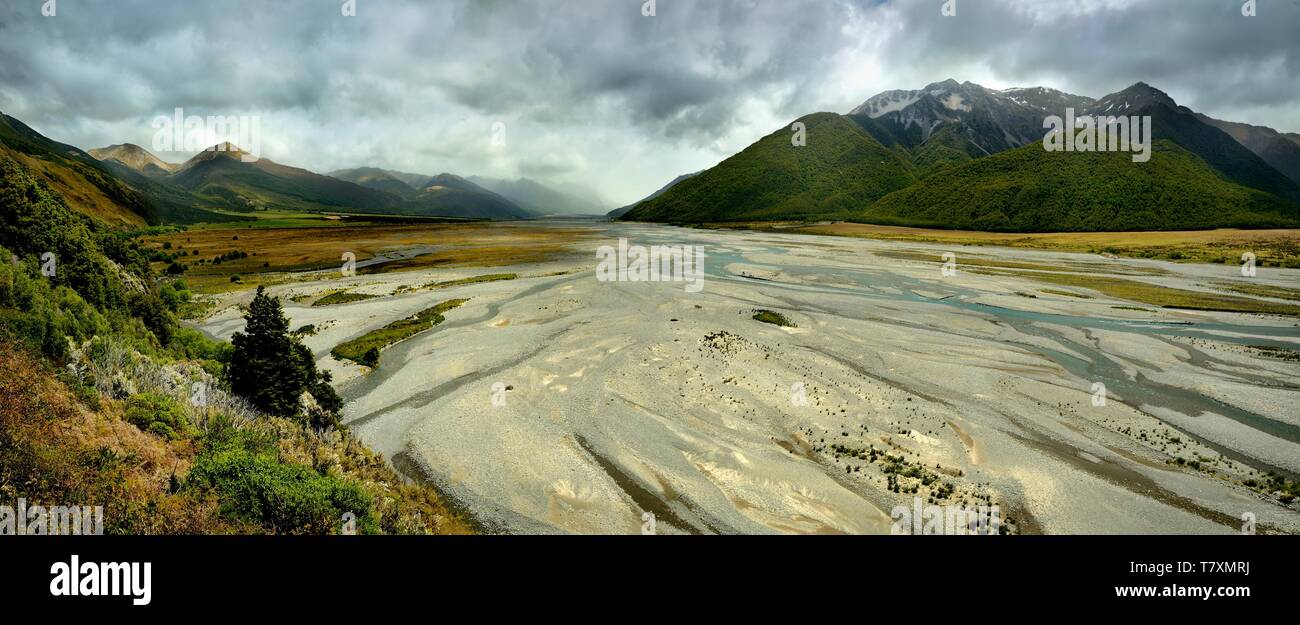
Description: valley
184,219,1300,534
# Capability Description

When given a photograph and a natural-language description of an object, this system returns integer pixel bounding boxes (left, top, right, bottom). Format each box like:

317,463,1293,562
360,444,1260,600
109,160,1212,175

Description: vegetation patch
876,249,1166,275
796,223,1300,268
331,299,468,366
123,392,194,441
1213,281,1300,302
424,273,517,289
1040,288,1093,299
974,268,1300,316
1250,345,1300,362
312,290,380,307
752,309,795,327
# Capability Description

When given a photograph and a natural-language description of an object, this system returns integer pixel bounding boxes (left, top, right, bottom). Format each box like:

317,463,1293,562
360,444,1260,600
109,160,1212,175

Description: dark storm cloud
876,0,1300,118
0,0,1296,203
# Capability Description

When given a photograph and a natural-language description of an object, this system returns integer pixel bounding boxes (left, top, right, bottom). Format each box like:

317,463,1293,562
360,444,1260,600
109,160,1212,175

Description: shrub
123,392,192,440
185,447,375,534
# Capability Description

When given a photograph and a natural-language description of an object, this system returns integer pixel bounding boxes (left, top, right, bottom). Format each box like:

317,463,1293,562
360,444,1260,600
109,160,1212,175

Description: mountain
846,79,1093,159
1076,83,1300,202
622,112,916,223
608,171,700,218
328,167,420,199
88,143,178,177
859,140,1298,232
466,176,608,216
1195,115,1300,185
169,143,402,212
405,173,534,219
847,80,1300,202
625,80,1300,229
331,167,535,219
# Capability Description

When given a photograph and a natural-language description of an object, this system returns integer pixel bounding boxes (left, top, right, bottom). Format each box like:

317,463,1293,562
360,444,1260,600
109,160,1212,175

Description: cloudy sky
1,0,1298,205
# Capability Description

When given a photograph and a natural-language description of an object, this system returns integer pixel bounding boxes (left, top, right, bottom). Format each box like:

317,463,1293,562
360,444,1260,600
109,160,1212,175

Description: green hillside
0,113,159,227
622,113,916,222
906,125,977,178
1139,103,1300,204
171,149,402,213
858,140,1300,232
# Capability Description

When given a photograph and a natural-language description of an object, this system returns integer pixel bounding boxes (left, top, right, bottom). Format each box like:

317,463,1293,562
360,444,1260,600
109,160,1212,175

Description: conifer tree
228,286,340,425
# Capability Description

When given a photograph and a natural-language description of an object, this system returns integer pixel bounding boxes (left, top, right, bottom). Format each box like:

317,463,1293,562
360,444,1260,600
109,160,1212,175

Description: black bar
0,536,1285,613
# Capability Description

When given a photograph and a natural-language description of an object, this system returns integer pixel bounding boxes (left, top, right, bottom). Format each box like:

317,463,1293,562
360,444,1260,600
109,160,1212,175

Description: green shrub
123,392,192,440
185,448,375,534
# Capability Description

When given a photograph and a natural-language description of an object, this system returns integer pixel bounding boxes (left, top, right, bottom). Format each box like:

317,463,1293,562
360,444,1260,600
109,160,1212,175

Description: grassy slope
858,140,1299,232
0,338,472,534
623,113,917,222
0,113,243,226
0,114,151,228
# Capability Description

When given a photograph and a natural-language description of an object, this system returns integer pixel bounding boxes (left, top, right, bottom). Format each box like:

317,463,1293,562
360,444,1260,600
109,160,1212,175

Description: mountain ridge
621,80,1300,230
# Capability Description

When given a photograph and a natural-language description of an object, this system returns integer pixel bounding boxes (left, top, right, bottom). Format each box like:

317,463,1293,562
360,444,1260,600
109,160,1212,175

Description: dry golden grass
968,268,1300,316
0,339,474,534
790,223,1300,267
3,144,147,229
0,339,229,534
872,249,1167,275
147,222,592,294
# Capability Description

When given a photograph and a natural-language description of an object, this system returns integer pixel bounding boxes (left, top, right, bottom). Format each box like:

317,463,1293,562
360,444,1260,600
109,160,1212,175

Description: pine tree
228,286,337,423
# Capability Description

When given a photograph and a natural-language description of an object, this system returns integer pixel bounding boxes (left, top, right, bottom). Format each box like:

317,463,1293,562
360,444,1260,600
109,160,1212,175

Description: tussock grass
143,223,591,294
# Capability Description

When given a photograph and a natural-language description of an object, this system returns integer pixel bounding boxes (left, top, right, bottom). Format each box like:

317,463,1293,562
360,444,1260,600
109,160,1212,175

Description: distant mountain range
621,80,1300,231
7,76,1299,235
0,111,610,227
328,168,534,219
466,176,610,216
